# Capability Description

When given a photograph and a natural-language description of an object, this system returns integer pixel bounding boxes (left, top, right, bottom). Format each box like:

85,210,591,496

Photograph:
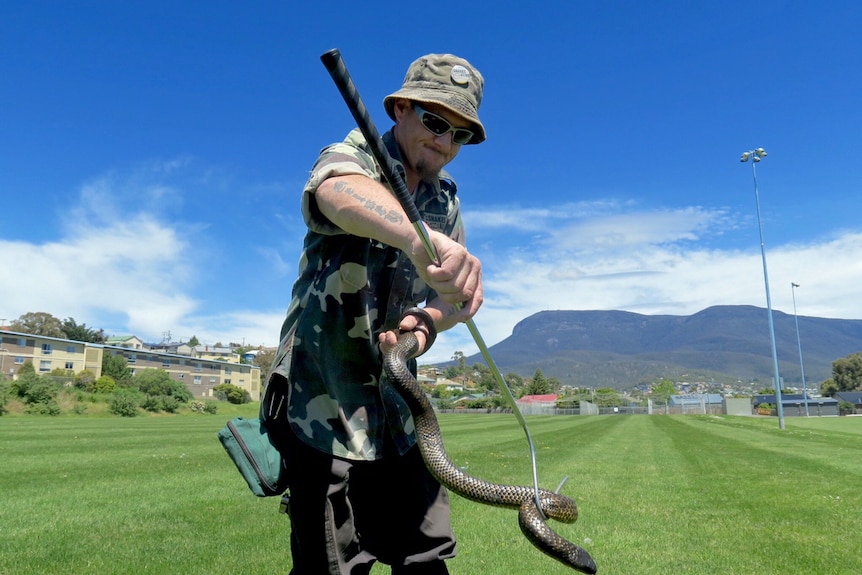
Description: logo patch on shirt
424,214,448,232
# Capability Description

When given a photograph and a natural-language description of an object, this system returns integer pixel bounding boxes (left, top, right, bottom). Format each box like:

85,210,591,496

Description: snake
382,314,597,574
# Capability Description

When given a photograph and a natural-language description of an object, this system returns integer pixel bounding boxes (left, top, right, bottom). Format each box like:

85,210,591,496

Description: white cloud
4,177,861,372
420,203,862,364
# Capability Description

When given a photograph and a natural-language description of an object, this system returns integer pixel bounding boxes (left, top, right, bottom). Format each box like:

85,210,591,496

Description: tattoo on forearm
332,181,404,224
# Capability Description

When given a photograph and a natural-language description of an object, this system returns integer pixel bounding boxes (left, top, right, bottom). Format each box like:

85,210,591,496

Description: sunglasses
413,103,475,145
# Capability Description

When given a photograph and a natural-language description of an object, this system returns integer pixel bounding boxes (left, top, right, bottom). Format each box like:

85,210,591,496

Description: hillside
460,305,862,389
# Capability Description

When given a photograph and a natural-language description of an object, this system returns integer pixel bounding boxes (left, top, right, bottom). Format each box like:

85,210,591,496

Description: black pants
284,425,456,574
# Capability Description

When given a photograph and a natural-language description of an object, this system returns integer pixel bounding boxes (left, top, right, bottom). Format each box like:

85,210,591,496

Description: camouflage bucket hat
384,54,486,145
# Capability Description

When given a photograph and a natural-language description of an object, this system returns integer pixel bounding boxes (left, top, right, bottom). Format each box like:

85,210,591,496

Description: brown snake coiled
383,331,597,574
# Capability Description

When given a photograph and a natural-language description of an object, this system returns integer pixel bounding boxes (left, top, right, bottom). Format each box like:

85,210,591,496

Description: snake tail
384,330,597,574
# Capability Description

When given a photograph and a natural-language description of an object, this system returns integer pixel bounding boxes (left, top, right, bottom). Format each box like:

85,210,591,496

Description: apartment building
0,330,261,401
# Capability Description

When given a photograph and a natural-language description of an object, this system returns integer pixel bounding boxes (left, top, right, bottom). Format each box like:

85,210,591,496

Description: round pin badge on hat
450,65,471,86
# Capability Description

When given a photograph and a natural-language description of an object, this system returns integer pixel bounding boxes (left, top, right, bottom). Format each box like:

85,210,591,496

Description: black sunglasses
413,103,475,145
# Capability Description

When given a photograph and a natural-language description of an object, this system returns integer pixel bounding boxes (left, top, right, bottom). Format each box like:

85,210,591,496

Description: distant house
516,394,558,415
191,344,239,364
433,378,464,392
753,393,839,417
669,394,724,407
104,335,144,350
146,341,181,354
835,391,862,413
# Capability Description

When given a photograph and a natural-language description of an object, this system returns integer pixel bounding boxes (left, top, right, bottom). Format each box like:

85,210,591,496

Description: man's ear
392,98,411,121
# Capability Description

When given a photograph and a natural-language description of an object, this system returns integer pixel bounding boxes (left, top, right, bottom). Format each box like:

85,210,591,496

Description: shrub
74,369,97,390
23,380,61,405
0,380,10,416
141,395,181,413
24,399,61,416
93,375,116,394
141,395,162,412
213,383,251,404
189,400,218,414
109,390,141,417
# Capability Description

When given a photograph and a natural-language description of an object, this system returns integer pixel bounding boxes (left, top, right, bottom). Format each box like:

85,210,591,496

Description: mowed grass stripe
2,413,860,574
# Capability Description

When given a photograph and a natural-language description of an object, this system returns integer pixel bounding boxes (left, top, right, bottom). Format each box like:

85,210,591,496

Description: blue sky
2,1,861,363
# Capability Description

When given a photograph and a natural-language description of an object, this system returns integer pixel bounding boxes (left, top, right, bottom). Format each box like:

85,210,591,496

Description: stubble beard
415,157,444,184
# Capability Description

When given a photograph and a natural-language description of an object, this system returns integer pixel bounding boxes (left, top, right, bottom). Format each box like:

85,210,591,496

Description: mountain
461,305,862,389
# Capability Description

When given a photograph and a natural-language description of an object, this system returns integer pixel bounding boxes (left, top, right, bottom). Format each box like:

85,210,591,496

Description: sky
2,1,861,364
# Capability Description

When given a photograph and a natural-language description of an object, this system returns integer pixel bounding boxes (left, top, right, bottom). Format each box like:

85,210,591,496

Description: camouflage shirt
269,128,464,461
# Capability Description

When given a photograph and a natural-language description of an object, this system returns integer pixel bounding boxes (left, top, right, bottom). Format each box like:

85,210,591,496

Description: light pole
741,148,785,429
791,282,810,416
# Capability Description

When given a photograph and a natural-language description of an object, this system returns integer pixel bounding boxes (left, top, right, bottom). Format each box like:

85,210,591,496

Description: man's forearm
315,174,417,255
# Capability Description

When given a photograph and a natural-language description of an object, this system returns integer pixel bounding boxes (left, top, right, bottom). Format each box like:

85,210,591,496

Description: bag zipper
227,419,279,494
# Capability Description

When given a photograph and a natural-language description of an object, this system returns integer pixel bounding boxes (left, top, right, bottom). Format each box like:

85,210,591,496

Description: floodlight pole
791,282,810,416
740,148,785,429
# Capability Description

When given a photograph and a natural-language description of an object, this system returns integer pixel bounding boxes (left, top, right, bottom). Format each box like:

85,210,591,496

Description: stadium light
791,282,810,417
741,148,785,429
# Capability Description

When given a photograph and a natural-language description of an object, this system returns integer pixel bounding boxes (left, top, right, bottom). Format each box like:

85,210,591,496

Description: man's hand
410,229,484,321
378,313,432,356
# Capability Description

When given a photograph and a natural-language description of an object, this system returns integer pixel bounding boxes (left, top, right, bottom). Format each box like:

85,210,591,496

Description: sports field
1,409,860,574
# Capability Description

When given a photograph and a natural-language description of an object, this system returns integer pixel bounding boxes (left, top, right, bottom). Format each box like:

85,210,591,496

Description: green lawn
1,411,860,574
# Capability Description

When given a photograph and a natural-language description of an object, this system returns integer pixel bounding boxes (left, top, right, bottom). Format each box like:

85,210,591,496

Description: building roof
835,391,862,404
753,393,838,405
105,335,139,343
670,394,724,405
516,394,558,404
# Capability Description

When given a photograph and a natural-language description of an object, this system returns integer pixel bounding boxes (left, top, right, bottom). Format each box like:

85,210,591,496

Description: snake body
383,330,597,574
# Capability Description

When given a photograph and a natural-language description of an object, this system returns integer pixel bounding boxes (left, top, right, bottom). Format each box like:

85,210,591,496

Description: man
263,54,486,574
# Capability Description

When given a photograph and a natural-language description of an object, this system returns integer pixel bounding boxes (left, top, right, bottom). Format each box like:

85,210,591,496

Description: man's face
392,99,471,184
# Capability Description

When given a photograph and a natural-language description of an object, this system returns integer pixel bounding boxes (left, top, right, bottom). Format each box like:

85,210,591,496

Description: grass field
1,409,860,574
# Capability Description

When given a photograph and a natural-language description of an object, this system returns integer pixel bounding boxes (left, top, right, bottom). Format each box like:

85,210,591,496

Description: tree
830,352,862,394
524,368,551,396
188,335,200,347
594,387,621,407
820,378,837,397
61,318,105,343
652,378,676,403
9,312,64,338
451,351,467,384
252,349,277,382
132,368,174,396
132,368,192,401
102,353,132,385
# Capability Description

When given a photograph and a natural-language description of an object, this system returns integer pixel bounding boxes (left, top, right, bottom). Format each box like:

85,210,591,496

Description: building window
128,355,136,364
178,373,185,379
42,344,53,355
195,364,202,373
65,362,74,370
66,345,76,353
162,360,170,368
39,360,51,372
209,377,216,384
193,376,202,385
225,367,232,375
17,338,26,347
224,379,231,385
15,357,24,365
